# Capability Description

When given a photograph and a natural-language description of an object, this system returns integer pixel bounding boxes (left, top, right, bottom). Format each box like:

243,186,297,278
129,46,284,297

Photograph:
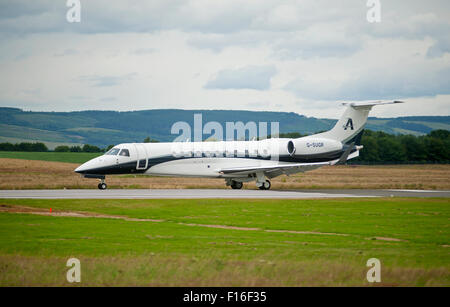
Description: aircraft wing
218,144,359,178
218,162,331,177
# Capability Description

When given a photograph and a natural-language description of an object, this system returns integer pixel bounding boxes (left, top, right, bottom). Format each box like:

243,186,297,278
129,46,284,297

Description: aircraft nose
74,157,100,174
74,162,89,173
74,156,107,174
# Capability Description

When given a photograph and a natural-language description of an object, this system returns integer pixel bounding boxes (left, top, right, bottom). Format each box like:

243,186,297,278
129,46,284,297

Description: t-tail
314,101,404,144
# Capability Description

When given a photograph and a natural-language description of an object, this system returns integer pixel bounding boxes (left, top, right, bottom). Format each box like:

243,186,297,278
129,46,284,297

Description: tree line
356,129,449,163
0,142,104,153
0,129,448,163
0,142,48,152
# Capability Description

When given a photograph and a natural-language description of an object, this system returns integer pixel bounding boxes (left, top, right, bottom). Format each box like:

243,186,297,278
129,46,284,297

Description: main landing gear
226,178,271,190
98,179,107,190
255,172,271,190
230,180,243,190
258,180,271,190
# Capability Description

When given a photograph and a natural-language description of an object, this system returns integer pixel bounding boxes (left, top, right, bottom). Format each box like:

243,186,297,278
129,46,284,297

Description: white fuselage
75,136,346,179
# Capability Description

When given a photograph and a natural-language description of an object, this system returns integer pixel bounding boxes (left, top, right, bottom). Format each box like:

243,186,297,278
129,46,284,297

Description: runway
0,189,448,199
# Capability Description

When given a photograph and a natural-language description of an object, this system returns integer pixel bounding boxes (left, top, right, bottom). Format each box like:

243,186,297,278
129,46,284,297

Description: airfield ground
0,158,449,190
0,155,448,286
0,198,449,286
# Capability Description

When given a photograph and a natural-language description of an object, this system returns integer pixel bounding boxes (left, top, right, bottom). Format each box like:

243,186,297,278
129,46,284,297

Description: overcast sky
0,0,449,118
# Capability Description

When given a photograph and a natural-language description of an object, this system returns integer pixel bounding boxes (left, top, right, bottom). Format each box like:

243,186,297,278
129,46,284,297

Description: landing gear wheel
230,180,243,189
258,180,271,190
98,182,107,190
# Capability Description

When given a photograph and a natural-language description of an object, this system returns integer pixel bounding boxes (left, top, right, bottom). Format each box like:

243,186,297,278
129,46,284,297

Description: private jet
75,101,403,190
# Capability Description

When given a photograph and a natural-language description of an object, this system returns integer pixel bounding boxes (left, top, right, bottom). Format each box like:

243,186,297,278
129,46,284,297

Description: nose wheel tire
98,183,107,190
258,180,271,190
230,180,243,189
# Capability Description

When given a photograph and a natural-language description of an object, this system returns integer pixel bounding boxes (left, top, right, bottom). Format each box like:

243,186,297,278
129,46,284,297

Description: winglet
333,142,355,165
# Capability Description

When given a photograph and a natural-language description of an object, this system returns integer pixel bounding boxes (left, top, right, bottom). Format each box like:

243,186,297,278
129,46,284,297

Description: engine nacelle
287,138,342,156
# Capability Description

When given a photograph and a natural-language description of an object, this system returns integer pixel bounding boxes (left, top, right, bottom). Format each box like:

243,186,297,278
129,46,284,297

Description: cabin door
134,144,148,170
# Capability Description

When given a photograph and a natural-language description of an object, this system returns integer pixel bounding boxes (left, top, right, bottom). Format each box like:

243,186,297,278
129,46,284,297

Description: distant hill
0,107,448,149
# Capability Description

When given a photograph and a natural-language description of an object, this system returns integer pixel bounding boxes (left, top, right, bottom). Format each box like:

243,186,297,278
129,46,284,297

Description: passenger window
119,149,130,157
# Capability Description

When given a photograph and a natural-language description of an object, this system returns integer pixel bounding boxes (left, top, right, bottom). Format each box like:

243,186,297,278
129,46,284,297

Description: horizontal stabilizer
341,100,404,109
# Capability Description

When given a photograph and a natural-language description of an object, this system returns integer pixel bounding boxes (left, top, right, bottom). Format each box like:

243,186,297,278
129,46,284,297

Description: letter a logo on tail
343,118,354,130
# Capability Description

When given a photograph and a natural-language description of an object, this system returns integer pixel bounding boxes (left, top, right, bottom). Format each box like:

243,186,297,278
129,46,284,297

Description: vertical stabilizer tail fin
314,101,404,143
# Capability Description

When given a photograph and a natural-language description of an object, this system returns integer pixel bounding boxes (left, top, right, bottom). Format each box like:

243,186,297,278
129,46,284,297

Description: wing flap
218,162,331,175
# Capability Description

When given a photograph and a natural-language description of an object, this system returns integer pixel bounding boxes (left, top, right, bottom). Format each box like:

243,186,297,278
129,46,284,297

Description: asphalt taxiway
0,189,448,199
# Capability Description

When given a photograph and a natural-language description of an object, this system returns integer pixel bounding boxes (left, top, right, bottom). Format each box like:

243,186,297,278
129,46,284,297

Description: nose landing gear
98,179,107,190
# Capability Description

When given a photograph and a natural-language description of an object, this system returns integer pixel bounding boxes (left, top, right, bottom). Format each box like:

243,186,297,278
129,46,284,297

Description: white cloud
285,65,450,101
0,0,449,118
78,73,137,87
204,65,276,90
284,36,450,101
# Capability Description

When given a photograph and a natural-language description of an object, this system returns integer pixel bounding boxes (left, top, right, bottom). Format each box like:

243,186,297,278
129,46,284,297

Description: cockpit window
105,148,120,155
119,149,130,157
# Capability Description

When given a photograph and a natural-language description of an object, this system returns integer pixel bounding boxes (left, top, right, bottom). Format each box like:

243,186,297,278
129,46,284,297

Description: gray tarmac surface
0,189,448,199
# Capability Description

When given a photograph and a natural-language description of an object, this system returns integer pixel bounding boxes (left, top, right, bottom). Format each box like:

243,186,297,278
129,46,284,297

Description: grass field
0,197,448,286
0,157,449,190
